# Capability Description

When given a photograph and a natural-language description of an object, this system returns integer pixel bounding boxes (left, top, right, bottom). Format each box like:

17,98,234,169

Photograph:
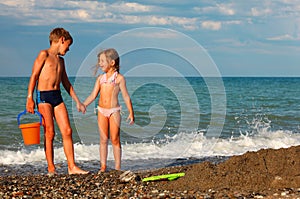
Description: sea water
1,77,300,173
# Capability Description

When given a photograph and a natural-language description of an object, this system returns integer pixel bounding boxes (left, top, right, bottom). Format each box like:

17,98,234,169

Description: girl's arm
119,75,134,125
83,75,101,107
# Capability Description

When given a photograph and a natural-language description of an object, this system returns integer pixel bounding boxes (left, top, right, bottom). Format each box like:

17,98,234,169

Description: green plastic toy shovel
142,172,185,182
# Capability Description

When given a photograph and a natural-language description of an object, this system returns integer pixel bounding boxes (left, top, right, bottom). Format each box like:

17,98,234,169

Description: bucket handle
17,110,42,126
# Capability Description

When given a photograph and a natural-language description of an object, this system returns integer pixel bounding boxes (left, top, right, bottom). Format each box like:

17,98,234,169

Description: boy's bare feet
48,166,56,174
47,171,57,177
68,166,89,175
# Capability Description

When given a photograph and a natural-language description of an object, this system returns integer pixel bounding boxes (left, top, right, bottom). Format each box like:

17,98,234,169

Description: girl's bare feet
100,165,106,172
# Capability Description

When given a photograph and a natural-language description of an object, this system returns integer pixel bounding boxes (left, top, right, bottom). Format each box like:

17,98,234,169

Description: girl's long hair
93,48,120,76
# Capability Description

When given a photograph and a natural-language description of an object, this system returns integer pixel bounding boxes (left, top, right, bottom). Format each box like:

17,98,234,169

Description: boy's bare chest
43,56,62,73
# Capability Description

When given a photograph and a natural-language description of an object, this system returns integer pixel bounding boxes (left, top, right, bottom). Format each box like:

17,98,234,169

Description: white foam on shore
1,129,299,165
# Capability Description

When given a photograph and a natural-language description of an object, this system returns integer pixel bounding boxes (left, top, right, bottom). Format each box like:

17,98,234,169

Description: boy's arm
119,76,134,125
26,50,47,113
83,75,101,107
60,58,85,113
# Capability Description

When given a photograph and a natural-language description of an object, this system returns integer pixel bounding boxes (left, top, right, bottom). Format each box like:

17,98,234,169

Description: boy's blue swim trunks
36,90,63,107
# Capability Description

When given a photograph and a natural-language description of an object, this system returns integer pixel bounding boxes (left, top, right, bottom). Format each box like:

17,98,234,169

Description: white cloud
101,15,198,31
201,21,222,31
128,29,180,39
3,0,300,76
224,20,242,25
267,34,297,41
147,16,198,30
0,0,299,34
1,0,33,7
251,7,272,16
217,3,235,15
194,3,235,16
0,1,198,30
74,9,89,19
118,2,152,12
148,16,169,25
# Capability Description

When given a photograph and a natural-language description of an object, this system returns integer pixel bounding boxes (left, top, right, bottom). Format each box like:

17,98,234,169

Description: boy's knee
44,131,55,140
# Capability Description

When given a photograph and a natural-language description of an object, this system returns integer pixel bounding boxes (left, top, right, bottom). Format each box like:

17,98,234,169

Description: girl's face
98,53,113,73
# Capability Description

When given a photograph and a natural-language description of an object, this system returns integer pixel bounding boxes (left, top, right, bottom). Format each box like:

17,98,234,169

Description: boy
26,27,88,175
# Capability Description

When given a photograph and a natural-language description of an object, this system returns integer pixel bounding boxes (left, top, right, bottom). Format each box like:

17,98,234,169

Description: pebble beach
1,145,300,198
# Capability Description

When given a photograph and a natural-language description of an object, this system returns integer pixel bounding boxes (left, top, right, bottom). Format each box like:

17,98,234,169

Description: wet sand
1,145,299,198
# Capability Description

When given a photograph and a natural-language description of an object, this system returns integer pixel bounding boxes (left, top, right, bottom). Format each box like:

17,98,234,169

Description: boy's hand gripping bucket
17,110,42,145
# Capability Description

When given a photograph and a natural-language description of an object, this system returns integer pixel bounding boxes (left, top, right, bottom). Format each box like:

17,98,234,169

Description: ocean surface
1,77,300,174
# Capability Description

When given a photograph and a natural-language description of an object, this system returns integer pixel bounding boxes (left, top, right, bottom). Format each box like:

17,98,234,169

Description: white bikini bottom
96,106,122,118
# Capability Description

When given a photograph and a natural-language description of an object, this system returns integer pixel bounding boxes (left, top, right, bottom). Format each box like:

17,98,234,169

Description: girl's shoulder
96,74,105,82
96,74,104,79
116,73,125,82
116,72,124,78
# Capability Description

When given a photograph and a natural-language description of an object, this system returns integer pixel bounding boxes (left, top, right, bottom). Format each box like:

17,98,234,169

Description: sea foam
1,128,299,165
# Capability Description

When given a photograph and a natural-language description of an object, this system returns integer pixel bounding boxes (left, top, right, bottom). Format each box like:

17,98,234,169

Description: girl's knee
110,137,120,146
61,127,72,138
100,132,109,143
100,138,108,145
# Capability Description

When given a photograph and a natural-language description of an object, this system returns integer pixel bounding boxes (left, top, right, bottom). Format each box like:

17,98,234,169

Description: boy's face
59,38,72,56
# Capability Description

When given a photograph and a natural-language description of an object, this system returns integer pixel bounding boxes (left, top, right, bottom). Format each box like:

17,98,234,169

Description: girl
83,48,134,172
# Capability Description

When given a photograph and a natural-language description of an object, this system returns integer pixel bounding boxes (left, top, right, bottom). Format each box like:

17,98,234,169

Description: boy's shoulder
37,49,49,59
34,50,49,62
39,49,48,55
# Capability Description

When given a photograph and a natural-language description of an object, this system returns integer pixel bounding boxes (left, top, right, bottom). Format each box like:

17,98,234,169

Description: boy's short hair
49,27,73,45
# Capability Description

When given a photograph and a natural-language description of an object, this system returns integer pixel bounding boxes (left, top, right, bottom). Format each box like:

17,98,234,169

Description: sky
1,0,300,77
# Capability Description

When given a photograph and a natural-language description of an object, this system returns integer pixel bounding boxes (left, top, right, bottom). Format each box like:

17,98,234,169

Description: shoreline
0,155,229,177
1,145,299,198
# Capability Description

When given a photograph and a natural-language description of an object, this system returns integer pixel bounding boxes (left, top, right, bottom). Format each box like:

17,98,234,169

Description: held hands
77,102,86,114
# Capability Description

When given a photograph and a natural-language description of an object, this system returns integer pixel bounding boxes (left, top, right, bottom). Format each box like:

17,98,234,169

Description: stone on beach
0,145,299,198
